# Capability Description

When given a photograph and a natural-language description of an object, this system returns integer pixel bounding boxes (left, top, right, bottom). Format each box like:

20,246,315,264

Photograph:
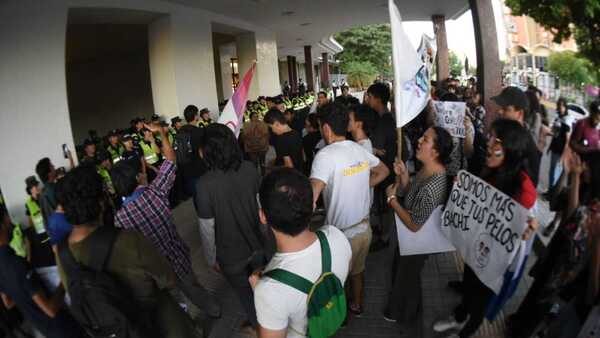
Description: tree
342,61,378,90
505,0,600,68
449,51,463,78
548,51,593,88
335,24,392,79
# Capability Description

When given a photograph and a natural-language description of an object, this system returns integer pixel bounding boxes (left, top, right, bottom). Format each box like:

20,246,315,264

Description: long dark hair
202,123,243,172
483,119,532,198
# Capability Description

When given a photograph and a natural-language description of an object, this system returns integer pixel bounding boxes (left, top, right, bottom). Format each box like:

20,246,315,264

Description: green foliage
449,51,463,78
505,0,600,68
547,51,594,88
342,61,378,90
335,24,392,79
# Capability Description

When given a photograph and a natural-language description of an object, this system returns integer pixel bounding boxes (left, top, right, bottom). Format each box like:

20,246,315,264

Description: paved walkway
172,193,554,338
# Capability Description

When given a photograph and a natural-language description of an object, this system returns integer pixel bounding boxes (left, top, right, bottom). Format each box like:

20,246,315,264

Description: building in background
500,0,577,98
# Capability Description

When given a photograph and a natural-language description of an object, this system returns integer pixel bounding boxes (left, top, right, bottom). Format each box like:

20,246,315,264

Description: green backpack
264,231,346,338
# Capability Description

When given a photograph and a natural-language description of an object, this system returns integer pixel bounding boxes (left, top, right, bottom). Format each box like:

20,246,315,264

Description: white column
236,30,280,100
219,43,236,101
148,11,219,120
0,1,75,222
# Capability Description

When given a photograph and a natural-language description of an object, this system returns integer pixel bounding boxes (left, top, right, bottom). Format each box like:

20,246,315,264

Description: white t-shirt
310,140,380,238
254,226,352,338
357,138,374,207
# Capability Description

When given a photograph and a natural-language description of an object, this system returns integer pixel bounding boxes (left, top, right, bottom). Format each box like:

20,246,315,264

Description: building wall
0,0,280,223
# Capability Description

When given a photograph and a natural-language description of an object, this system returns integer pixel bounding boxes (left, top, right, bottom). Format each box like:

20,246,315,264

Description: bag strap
264,269,313,295
58,238,81,278
316,231,332,273
87,226,119,272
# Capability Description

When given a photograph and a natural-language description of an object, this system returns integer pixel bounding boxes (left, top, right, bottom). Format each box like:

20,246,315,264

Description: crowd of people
0,76,598,338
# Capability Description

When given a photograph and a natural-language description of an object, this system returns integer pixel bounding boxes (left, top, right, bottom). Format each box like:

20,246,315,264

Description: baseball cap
200,108,210,114
159,121,169,127
25,176,40,189
491,87,529,111
151,114,161,122
272,96,284,105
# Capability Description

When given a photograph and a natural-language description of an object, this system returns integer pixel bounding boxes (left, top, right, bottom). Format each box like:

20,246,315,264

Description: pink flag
218,62,257,137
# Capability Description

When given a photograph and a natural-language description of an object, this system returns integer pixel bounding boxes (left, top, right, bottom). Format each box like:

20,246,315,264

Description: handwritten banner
441,171,528,294
434,101,466,138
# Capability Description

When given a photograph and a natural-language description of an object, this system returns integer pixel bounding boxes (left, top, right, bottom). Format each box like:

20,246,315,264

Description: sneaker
433,315,467,333
383,309,397,323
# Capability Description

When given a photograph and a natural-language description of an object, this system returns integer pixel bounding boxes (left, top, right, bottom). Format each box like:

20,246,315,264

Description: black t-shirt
178,124,206,180
195,161,271,268
274,130,305,170
549,117,571,154
302,131,321,174
0,246,80,338
21,208,55,268
371,112,398,168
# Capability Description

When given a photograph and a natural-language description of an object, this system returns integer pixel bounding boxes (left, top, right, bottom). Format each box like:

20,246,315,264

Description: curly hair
60,166,104,225
202,123,243,172
35,158,53,183
431,126,454,166
259,168,313,236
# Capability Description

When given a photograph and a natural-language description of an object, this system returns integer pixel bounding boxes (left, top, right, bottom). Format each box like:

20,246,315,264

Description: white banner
434,101,467,138
396,206,455,256
441,171,529,294
389,0,430,128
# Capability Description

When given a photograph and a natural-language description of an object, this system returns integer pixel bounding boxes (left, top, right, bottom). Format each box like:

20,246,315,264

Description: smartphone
62,144,69,159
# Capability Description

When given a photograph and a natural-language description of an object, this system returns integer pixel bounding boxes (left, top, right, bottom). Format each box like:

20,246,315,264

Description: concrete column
0,1,76,222
287,55,295,93
432,15,449,85
321,52,330,88
304,46,314,91
236,30,280,100
291,56,298,94
470,0,503,120
148,12,219,119
236,32,259,100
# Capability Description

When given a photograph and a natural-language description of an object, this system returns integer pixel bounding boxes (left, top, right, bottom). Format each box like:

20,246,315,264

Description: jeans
548,151,562,190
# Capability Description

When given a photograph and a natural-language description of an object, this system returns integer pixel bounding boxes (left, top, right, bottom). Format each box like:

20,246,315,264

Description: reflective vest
97,166,115,194
140,141,159,165
9,223,27,258
107,145,124,164
168,129,176,145
284,98,293,110
25,197,45,235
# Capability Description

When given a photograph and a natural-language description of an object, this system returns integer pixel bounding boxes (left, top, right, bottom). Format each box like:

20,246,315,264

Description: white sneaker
433,315,467,332
445,334,460,338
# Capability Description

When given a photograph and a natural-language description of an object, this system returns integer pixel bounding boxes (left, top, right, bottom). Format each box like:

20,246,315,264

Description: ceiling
168,0,469,62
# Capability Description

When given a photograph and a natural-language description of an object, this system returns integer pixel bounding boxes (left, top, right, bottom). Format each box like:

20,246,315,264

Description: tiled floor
172,193,555,338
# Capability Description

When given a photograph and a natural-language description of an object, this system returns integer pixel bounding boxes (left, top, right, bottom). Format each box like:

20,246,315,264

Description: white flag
389,0,432,127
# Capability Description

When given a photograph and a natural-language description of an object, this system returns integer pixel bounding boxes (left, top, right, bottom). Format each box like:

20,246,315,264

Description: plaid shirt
115,160,192,280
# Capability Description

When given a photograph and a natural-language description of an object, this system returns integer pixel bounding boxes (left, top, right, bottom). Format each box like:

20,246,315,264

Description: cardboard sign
434,101,466,138
441,171,529,294
396,206,455,256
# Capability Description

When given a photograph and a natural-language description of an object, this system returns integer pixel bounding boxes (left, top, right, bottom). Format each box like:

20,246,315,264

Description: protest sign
396,206,455,256
434,101,466,138
441,170,529,294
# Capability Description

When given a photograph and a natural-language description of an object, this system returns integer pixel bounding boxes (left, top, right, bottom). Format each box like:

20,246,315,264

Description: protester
243,111,270,174
310,102,389,317
546,97,571,194
434,119,539,338
111,123,221,325
264,108,305,171
80,139,97,165
195,123,272,333
56,166,198,338
178,105,207,198
35,153,74,227
569,100,600,200
302,114,322,175
383,126,453,324
250,168,352,338
438,93,474,177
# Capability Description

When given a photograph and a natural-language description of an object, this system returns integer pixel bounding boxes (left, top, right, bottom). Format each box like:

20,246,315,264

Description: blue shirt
47,213,73,245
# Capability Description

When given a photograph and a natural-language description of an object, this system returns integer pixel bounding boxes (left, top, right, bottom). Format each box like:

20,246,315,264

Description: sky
404,10,477,67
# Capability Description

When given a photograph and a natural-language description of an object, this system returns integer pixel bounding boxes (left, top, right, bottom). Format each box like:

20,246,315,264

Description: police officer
80,139,98,165
106,129,124,164
199,108,213,128
171,116,183,132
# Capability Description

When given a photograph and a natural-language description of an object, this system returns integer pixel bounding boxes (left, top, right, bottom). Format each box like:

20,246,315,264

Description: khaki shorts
348,225,372,276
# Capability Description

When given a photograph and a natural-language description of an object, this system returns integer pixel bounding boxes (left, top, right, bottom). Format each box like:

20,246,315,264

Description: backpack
264,231,346,338
245,124,268,153
58,226,147,338
173,131,193,165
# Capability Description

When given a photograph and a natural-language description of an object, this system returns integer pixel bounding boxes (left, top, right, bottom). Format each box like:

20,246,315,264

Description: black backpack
58,226,147,338
173,131,193,165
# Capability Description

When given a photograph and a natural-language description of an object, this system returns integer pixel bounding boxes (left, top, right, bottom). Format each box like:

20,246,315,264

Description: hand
248,269,263,290
385,183,398,200
374,148,386,157
522,218,539,240
393,161,409,188
143,122,162,134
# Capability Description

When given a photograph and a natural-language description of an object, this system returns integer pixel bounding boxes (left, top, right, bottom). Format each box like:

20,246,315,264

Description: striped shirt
114,160,192,280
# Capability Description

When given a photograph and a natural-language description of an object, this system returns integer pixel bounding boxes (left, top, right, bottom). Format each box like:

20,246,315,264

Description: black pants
454,265,494,338
386,250,427,323
222,269,258,327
